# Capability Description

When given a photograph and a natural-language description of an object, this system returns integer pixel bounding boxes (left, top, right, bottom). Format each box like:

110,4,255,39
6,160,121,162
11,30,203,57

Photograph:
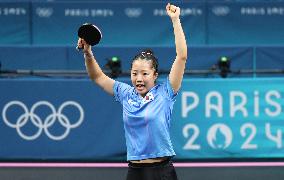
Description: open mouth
136,84,145,91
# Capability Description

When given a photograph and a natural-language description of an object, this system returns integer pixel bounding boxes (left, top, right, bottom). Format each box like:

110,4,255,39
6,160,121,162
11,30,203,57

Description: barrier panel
172,78,284,159
1,77,284,160
0,78,125,161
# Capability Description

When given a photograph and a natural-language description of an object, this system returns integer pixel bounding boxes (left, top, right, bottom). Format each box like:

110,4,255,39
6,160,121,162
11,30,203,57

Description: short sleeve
162,77,179,101
113,81,132,103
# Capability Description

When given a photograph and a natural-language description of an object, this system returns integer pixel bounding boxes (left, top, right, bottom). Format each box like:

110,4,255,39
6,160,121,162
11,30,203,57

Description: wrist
171,17,180,23
84,50,93,56
84,51,94,59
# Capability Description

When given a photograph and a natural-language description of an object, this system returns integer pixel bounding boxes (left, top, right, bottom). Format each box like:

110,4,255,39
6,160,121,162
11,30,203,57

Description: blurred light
218,56,231,78
221,56,229,62
111,56,119,62
105,56,122,78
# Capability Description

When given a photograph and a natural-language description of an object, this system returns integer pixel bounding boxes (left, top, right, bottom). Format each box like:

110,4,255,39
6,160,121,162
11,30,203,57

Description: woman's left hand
166,3,180,19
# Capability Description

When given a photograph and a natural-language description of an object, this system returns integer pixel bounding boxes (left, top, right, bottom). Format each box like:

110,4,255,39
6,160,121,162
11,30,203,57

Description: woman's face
131,59,158,97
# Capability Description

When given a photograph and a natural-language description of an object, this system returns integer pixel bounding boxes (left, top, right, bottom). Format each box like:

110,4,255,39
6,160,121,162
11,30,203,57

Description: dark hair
131,49,159,73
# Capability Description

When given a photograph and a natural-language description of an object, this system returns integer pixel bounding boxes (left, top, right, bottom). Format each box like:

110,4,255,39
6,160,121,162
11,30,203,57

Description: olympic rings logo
2,101,84,141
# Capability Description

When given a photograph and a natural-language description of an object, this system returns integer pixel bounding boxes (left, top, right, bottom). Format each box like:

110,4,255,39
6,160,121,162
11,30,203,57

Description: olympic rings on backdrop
2,101,84,141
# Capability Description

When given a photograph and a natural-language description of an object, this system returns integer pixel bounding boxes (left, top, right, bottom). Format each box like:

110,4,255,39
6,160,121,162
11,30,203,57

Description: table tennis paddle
76,23,102,50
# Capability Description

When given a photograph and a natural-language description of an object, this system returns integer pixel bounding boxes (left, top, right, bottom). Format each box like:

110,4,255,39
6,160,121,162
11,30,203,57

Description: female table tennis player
77,3,187,180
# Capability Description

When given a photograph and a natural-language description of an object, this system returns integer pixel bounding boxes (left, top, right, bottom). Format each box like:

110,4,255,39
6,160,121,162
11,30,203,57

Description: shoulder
114,81,132,91
113,81,135,102
157,77,178,100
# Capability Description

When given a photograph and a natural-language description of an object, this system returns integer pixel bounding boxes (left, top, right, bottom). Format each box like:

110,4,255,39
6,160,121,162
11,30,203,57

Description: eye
132,72,137,76
143,72,149,76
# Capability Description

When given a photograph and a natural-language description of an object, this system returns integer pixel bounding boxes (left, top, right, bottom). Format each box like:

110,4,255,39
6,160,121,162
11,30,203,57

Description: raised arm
77,38,115,95
166,3,188,93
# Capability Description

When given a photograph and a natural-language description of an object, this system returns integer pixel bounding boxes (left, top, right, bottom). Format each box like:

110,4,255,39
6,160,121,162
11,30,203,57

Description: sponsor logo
36,7,53,17
125,8,142,18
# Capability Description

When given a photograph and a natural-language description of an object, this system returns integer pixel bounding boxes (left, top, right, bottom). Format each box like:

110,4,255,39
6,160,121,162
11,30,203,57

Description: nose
136,74,143,83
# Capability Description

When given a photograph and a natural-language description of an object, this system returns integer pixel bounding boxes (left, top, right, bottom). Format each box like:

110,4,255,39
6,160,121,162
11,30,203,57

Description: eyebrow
131,70,151,72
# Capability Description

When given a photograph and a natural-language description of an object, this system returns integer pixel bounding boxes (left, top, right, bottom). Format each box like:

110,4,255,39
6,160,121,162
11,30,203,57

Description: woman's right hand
77,38,92,54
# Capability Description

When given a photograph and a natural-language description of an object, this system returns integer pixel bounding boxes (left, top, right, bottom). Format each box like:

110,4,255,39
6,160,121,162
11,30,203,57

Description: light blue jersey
113,78,177,161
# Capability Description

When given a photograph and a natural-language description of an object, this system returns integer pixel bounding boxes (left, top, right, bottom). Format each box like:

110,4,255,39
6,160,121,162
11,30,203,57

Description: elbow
182,55,188,61
177,49,187,62
88,71,102,83
89,76,96,82
93,72,106,85
88,72,96,82
182,50,188,61
178,54,187,62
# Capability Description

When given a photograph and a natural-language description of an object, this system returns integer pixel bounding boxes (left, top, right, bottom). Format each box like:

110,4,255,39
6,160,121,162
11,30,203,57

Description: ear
154,72,158,80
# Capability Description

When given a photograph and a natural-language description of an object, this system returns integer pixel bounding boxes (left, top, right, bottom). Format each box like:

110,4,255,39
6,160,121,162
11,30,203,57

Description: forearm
172,18,187,61
84,51,104,81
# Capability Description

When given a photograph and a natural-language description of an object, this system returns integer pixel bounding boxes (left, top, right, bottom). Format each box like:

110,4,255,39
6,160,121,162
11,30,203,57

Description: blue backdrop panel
255,46,284,77
32,2,205,46
2,1,284,45
67,47,178,71
172,78,284,159
0,46,253,75
67,46,254,74
0,46,68,70
186,46,253,70
0,2,30,44
207,2,284,45
0,78,125,160
256,46,284,69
